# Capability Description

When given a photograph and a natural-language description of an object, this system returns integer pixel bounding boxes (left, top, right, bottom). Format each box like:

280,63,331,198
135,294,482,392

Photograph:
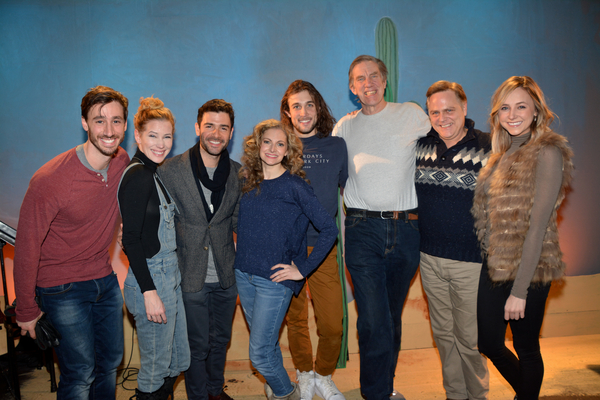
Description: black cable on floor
117,323,138,393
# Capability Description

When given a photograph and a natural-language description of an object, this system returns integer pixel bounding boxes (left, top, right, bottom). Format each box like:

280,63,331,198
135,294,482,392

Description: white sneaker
390,389,406,400
314,372,345,400
296,370,315,400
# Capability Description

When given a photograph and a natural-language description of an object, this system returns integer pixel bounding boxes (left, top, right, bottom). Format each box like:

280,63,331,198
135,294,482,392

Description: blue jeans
344,216,420,400
182,282,238,400
124,253,190,392
235,270,294,397
37,272,124,400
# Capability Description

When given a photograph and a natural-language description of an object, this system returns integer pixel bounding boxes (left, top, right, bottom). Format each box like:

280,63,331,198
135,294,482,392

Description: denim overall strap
152,172,177,257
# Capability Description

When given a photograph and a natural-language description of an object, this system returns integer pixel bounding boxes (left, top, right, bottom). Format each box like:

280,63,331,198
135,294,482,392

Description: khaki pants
420,252,489,400
286,245,344,376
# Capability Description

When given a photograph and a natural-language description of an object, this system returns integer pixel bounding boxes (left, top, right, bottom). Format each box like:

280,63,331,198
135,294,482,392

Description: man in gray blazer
159,99,241,400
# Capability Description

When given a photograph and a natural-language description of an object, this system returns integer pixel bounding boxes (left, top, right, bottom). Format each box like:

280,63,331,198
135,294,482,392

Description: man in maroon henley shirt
13,86,130,399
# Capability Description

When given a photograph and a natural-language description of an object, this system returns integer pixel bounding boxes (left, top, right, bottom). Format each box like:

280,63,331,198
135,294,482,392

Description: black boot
129,388,164,400
158,376,178,400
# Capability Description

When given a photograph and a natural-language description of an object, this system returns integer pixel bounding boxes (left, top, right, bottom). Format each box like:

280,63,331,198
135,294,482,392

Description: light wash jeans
124,253,190,392
235,270,294,397
37,272,124,400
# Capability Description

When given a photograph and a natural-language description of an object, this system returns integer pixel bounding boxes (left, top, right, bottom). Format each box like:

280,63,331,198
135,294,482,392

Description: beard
200,135,229,157
293,119,317,135
88,132,124,157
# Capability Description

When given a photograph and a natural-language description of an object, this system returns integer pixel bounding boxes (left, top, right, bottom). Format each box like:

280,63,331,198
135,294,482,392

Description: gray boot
265,382,274,400
266,382,300,400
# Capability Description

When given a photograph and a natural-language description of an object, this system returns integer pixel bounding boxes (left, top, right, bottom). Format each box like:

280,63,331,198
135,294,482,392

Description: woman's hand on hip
504,294,526,320
270,262,304,282
143,290,167,324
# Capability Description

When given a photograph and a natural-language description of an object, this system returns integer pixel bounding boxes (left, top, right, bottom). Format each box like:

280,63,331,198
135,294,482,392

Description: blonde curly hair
239,119,305,194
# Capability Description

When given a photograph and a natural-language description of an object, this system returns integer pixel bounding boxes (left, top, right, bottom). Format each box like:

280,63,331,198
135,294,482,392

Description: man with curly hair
280,80,348,400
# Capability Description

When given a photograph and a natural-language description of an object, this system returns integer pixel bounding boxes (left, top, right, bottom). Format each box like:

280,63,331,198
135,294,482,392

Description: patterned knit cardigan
471,131,574,284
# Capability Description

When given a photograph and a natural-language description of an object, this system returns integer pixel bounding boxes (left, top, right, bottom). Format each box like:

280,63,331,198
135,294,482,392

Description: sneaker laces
317,374,340,398
297,371,313,387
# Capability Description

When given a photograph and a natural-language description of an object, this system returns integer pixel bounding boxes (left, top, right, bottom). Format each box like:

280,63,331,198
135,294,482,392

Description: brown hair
81,85,128,121
490,76,555,154
426,81,467,108
348,55,388,86
134,96,175,133
239,119,305,194
280,80,336,138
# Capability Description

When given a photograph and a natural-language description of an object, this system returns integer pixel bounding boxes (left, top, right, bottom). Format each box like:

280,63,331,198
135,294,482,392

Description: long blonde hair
239,119,305,194
489,76,555,154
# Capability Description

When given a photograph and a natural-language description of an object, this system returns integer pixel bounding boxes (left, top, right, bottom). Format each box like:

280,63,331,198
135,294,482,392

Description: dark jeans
182,282,238,400
344,216,420,400
477,260,551,400
37,272,124,400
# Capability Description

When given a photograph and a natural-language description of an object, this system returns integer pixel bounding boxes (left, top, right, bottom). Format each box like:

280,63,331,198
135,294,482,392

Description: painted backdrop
1,0,599,292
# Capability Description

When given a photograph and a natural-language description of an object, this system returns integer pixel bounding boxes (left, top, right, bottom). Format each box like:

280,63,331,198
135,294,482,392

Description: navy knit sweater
415,119,491,263
234,171,338,295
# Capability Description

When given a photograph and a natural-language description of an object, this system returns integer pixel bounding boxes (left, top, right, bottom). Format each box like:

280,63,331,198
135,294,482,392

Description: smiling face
135,119,173,164
428,90,468,148
259,128,288,170
285,90,318,137
81,101,126,158
349,60,387,115
196,111,233,165
498,87,538,137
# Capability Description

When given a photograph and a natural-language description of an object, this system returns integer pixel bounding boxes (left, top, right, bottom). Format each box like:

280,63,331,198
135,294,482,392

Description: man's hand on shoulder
17,311,44,339
347,109,361,117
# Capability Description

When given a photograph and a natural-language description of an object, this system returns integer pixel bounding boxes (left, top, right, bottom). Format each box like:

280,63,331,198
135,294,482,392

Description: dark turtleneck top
118,149,171,293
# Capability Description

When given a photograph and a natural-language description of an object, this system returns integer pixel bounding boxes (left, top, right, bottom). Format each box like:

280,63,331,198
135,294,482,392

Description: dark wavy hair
197,99,234,127
81,85,128,122
280,80,336,138
239,119,305,194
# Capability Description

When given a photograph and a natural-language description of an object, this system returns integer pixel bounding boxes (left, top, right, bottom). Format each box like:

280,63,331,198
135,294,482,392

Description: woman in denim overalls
118,96,190,399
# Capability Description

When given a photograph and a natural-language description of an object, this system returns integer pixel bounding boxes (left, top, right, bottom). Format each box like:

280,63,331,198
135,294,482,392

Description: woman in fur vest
471,76,573,400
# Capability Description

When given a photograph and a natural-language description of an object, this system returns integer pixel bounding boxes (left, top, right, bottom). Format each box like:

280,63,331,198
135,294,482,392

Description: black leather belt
346,208,418,220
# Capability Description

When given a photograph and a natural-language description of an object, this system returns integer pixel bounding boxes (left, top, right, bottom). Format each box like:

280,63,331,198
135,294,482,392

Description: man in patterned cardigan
415,81,491,400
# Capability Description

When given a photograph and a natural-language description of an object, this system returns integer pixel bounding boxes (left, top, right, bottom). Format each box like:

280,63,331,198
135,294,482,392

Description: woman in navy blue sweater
234,119,337,400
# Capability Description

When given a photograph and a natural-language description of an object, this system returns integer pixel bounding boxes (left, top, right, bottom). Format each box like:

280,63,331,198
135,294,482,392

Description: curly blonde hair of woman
239,119,306,194
489,76,555,154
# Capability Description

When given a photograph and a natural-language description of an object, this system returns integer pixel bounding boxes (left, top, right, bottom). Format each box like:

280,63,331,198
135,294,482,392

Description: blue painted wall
1,0,599,275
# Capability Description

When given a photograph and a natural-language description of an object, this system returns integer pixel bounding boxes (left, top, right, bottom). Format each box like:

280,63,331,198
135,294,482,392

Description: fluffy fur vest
471,131,573,283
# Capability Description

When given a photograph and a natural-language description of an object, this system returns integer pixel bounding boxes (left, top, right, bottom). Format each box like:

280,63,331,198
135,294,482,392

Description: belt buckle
380,211,398,219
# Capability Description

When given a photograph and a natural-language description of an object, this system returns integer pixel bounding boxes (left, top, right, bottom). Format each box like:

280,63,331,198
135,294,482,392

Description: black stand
0,221,58,397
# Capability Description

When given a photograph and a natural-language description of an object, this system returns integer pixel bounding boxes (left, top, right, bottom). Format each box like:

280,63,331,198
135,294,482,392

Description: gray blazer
159,149,241,292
